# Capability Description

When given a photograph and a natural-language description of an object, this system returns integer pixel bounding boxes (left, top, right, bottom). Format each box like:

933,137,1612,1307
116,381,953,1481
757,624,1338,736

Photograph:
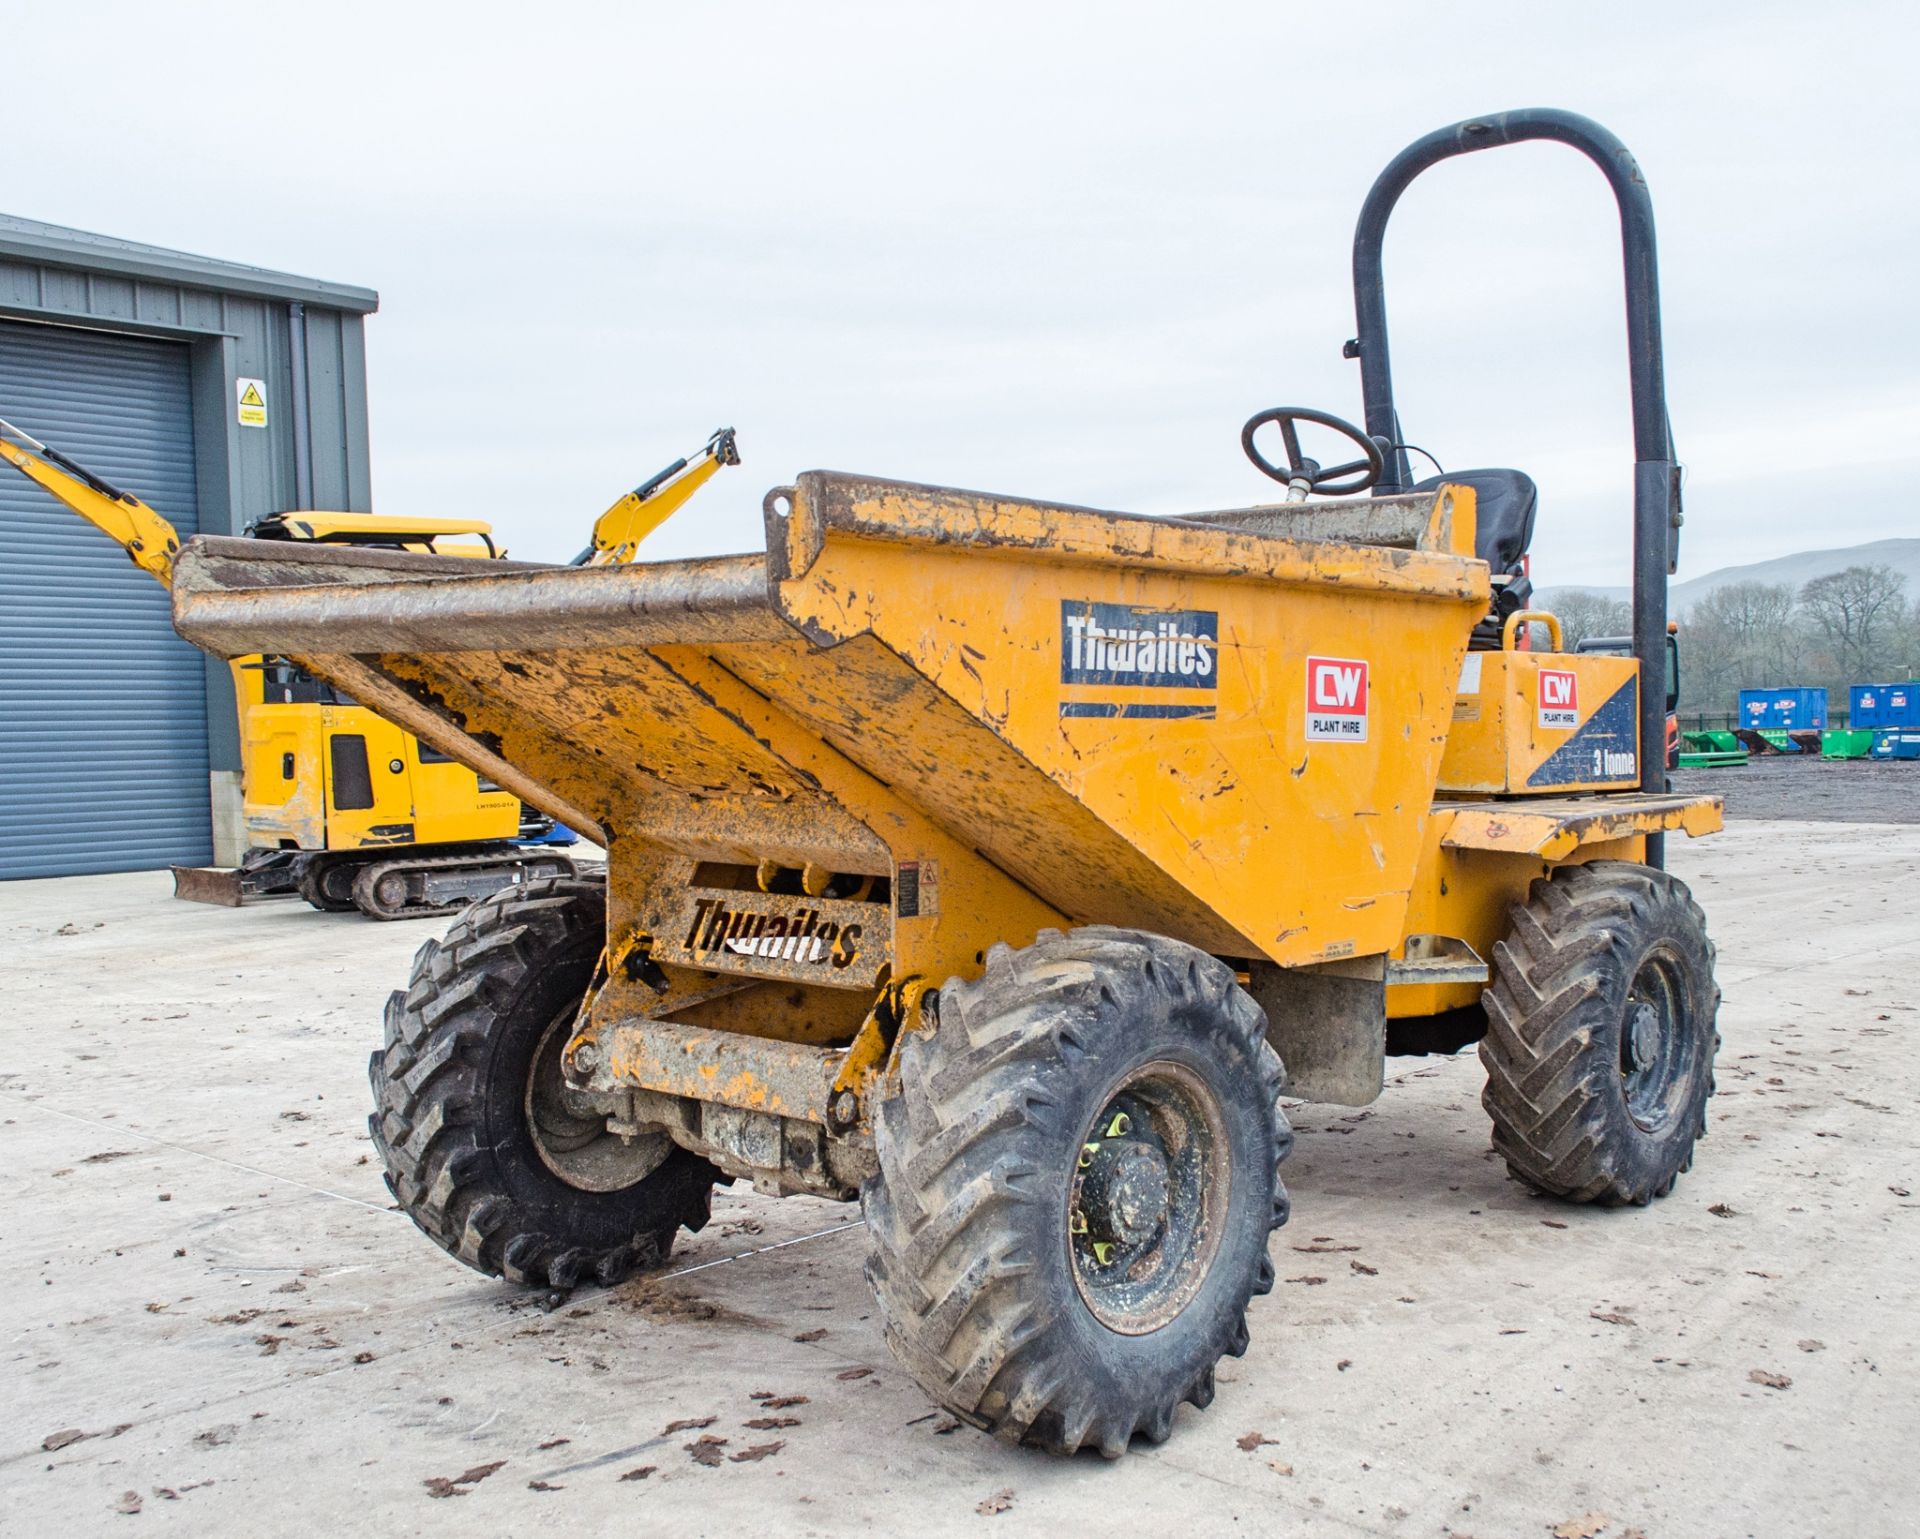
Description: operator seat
1413,468,1538,649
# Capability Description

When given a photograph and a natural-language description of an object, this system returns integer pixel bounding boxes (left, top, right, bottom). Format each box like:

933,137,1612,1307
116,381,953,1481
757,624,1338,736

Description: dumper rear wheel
863,926,1289,1457
1481,861,1719,1206
369,872,721,1289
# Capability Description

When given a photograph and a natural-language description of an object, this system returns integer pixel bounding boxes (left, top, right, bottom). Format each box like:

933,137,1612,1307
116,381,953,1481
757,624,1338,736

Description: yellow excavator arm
0,416,181,586
7,413,737,577
577,426,739,565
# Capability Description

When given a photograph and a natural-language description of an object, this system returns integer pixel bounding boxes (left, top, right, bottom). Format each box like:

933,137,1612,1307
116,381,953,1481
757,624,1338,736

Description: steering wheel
1241,406,1385,497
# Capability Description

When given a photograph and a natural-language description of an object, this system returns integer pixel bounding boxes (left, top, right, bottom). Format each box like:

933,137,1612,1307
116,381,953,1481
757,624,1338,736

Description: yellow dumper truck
168,110,1721,1456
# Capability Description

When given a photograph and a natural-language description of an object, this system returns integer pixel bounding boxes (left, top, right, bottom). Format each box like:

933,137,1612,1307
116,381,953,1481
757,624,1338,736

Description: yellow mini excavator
0,416,737,917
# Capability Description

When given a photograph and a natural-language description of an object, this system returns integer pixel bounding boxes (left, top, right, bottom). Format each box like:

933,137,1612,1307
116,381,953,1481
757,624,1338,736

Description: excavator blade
171,866,247,906
170,850,302,906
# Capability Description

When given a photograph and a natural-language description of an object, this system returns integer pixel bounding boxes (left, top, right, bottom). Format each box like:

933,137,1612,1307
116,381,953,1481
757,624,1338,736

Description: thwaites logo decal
1538,668,1580,730
1305,656,1369,743
1060,600,1217,720
685,897,863,970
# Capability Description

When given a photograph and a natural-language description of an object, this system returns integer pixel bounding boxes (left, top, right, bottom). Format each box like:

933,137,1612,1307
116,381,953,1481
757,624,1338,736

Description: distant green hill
1539,537,1920,614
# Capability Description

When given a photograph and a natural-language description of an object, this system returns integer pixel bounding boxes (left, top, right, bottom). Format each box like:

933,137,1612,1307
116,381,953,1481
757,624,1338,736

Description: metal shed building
0,215,377,878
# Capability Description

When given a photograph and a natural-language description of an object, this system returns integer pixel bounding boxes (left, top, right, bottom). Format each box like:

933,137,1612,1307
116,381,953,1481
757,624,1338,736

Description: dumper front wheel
369,873,721,1289
863,927,1289,1457
1481,861,1719,1206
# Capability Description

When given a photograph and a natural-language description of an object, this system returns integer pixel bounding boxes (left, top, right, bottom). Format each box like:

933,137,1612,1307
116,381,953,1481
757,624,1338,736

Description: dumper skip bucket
172,472,1488,982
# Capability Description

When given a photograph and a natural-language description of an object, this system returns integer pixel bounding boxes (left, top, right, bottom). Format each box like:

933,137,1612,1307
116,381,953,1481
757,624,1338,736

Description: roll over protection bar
1345,108,1682,858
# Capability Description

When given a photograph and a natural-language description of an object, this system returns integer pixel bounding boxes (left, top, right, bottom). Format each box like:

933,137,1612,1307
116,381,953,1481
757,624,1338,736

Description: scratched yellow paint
772,474,1488,966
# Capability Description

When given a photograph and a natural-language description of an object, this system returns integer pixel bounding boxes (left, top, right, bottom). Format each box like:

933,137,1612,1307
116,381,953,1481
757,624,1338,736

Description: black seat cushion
1413,468,1537,573
1414,468,1539,649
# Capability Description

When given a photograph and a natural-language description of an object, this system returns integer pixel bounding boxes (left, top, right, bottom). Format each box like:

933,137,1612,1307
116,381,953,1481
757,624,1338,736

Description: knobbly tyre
168,110,1723,1456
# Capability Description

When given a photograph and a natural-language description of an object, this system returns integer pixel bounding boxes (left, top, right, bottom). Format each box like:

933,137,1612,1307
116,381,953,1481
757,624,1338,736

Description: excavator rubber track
348,848,581,920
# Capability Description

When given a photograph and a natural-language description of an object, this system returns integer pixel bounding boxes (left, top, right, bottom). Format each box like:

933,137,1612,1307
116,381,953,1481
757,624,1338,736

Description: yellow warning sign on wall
236,377,268,429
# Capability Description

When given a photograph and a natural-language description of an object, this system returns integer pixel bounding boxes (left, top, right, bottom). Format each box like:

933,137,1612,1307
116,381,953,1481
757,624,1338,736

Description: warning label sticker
1305,656,1369,743
236,378,268,428
896,860,938,919
1538,668,1580,729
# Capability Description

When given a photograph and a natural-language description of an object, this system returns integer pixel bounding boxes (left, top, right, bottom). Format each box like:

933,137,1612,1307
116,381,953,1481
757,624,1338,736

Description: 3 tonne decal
1305,656,1370,743
1060,600,1218,719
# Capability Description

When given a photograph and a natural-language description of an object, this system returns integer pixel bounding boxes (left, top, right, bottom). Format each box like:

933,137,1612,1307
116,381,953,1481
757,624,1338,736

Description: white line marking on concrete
1,1093,397,1215
664,1219,866,1278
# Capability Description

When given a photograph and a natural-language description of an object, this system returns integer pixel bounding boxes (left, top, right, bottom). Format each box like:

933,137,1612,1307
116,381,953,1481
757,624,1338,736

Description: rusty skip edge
178,535,557,588
770,471,1490,602
168,469,1484,662
170,544,788,657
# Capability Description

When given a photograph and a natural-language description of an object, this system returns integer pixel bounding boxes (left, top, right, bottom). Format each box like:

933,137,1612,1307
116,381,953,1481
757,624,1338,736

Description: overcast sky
9,2,1918,585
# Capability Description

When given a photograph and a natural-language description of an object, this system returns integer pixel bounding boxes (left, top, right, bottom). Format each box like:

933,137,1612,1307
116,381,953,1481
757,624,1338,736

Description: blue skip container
1739,687,1829,730
1850,683,1917,729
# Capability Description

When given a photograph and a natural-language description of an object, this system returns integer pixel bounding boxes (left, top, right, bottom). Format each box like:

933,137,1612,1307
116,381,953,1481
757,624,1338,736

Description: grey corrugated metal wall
0,318,211,876
0,214,375,874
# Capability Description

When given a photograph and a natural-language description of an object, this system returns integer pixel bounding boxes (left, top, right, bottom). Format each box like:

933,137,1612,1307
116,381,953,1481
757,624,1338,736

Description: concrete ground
2,822,1915,1539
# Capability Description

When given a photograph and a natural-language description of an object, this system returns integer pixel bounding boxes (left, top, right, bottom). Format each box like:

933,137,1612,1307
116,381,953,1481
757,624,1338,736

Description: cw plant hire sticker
1538,668,1579,729
1305,655,1369,742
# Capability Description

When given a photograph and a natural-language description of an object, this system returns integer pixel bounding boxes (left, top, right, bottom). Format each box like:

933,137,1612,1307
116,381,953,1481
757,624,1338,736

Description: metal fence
1682,710,1855,734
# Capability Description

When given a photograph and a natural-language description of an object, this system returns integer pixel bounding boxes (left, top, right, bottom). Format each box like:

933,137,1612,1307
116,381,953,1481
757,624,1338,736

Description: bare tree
1681,580,1797,706
1798,565,1909,681
1542,568,1914,723
1544,589,1633,649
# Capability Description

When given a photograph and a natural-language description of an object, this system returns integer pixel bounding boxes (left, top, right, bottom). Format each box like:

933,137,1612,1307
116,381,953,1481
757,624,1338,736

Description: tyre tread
864,927,1289,1456
1480,861,1720,1207
368,871,712,1289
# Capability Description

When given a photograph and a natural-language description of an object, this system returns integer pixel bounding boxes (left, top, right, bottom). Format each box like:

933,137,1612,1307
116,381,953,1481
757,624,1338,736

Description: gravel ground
2,823,1916,1537
1673,755,1920,823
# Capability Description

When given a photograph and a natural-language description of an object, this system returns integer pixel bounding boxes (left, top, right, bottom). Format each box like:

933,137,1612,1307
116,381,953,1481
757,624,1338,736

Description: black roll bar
1347,108,1682,860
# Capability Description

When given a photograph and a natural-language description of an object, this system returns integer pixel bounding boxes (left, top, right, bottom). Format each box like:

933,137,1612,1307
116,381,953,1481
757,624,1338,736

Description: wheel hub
1078,1133,1171,1248
1626,1001,1661,1072
526,1007,669,1192
1619,948,1691,1133
1067,1066,1228,1336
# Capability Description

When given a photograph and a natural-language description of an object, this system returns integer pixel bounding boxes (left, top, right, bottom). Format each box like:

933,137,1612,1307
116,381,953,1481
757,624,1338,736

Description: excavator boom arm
5,412,738,581
0,418,180,586
581,426,739,564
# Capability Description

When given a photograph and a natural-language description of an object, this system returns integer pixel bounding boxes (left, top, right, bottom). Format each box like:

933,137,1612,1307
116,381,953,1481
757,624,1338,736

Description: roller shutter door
0,318,211,877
